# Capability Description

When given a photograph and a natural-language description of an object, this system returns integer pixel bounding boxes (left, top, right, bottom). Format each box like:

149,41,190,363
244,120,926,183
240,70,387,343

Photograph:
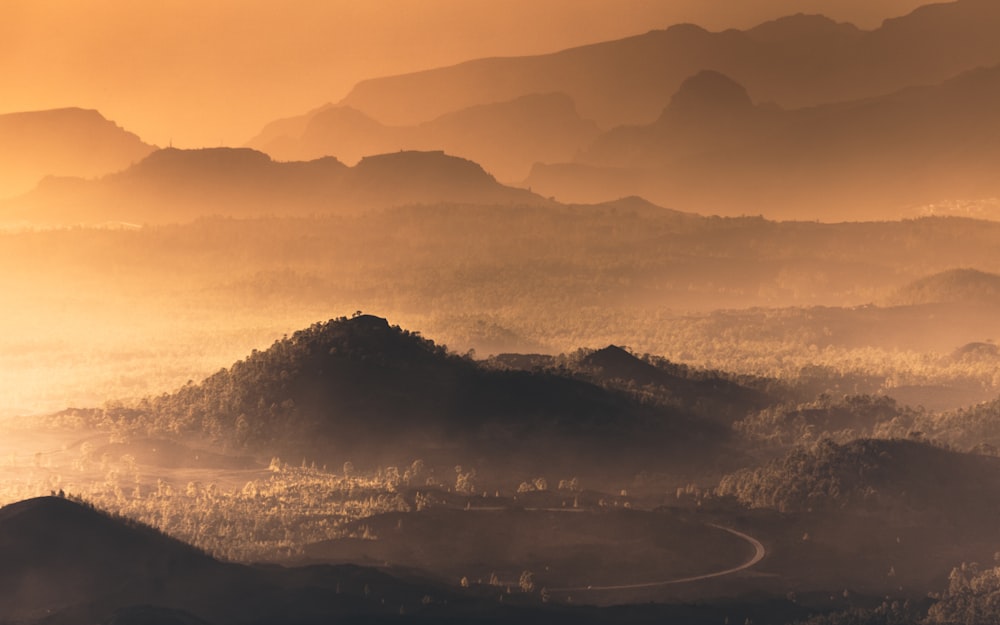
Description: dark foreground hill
107,315,738,480
0,496,212,620
0,496,489,624
0,496,825,625
0,147,546,226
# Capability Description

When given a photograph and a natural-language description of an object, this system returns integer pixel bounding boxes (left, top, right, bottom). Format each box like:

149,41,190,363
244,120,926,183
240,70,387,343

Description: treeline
104,315,461,448
97,315,724,480
926,562,1000,625
734,394,919,448
7,208,1000,417
716,438,1000,520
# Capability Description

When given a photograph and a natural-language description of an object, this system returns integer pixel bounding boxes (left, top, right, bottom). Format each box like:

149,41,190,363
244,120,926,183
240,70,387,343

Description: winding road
547,523,766,593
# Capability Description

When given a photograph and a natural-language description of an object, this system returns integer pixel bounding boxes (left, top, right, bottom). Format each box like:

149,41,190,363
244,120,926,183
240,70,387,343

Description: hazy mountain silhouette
885,268,1000,306
113,315,735,479
0,107,155,199
528,62,1000,219
249,93,600,182
337,0,1000,129
1,147,545,225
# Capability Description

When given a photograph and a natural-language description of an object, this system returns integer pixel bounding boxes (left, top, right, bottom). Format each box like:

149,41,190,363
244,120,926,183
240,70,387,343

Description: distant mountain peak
746,13,862,43
134,146,274,170
0,107,155,198
666,70,754,117
352,149,499,187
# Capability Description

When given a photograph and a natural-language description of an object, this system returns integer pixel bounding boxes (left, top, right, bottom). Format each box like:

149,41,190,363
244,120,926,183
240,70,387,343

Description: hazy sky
2,0,928,147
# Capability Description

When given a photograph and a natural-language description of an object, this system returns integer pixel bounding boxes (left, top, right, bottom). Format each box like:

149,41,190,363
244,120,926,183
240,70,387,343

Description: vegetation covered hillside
107,315,732,479
718,438,1000,523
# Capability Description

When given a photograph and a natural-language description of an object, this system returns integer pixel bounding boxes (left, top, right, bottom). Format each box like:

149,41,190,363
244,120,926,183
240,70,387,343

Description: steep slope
338,1,1000,128
109,315,731,477
249,93,600,182
528,63,1000,219
0,147,546,226
0,496,213,619
0,107,155,199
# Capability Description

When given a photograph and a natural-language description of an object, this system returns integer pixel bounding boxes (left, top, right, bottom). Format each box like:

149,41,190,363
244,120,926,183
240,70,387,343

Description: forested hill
110,315,732,475
717,438,1000,523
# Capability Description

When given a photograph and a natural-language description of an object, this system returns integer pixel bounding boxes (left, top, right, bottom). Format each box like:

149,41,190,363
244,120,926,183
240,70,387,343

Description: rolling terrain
527,64,1000,218
6,1,1000,623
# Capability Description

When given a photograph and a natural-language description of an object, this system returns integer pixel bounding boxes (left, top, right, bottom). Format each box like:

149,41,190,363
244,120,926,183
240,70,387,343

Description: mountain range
233,0,1000,219
0,147,546,226
248,93,600,183
333,0,1000,130
526,63,1000,218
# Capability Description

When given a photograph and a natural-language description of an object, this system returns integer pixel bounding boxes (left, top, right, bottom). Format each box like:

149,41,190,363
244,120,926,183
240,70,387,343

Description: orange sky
2,0,928,147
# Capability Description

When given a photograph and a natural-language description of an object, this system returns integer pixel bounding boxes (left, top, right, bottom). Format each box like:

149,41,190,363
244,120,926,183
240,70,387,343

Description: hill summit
0,107,155,198
665,70,755,119
0,496,211,618
107,315,729,477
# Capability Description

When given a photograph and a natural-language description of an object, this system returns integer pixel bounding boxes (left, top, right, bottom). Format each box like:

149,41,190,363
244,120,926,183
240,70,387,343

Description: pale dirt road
547,523,766,593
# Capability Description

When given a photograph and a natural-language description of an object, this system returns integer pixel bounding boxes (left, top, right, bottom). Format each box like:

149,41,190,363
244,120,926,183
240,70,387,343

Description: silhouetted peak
0,107,144,139
352,150,497,185
0,495,208,567
345,313,391,329
666,70,754,117
0,106,104,125
580,345,663,385
0,495,86,524
592,196,694,218
662,22,711,39
584,345,639,368
747,13,861,44
135,147,273,172
247,315,449,377
888,268,1000,306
